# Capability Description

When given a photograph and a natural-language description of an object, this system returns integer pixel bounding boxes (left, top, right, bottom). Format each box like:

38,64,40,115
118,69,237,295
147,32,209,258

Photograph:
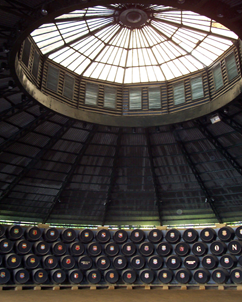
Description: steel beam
173,128,223,223
102,128,122,226
0,118,76,203
0,99,33,121
146,128,163,226
196,120,242,176
0,109,53,152
220,111,242,135
42,124,98,224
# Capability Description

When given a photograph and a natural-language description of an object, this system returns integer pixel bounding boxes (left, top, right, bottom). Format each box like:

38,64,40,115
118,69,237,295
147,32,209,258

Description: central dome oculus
30,3,237,84
119,8,148,28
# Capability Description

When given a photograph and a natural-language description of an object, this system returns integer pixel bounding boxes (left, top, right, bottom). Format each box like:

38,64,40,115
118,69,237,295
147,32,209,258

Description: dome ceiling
31,4,237,83
0,0,242,227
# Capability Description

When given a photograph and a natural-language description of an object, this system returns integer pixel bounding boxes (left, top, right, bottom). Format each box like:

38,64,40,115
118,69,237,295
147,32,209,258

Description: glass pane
104,86,116,109
85,83,98,106
149,87,161,109
32,51,40,79
46,64,59,92
173,81,185,105
63,74,75,99
191,76,204,100
22,39,31,67
213,64,223,90
129,88,142,110
225,52,238,81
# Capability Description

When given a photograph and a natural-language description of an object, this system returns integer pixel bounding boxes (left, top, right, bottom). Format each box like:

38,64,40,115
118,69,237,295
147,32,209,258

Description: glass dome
31,4,238,84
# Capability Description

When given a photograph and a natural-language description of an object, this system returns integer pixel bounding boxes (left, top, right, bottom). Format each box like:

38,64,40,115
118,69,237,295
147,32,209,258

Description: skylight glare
31,4,238,84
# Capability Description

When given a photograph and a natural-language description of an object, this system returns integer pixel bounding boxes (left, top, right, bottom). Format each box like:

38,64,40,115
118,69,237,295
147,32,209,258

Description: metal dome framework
1,0,242,227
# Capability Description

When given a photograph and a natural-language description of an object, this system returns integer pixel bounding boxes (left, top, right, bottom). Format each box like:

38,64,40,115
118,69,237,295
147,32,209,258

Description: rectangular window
63,74,75,100
173,81,185,105
129,87,142,110
213,63,223,91
225,52,238,81
32,51,40,79
104,86,116,109
22,39,31,68
85,83,98,106
46,64,59,92
191,76,204,100
148,87,161,109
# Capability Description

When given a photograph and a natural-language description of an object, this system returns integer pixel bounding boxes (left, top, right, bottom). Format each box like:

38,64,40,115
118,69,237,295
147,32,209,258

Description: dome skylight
30,4,238,84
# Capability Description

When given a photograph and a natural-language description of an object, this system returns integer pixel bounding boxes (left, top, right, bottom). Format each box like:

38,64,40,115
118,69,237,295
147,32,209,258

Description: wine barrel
139,242,154,257
139,269,154,284
122,269,136,284
79,229,94,243
175,242,190,257
69,241,85,256
52,241,67,256
87,242,102,257
60,255,75,270
13,268,29,284
156,242,172,257
15,239,31,255
33,241,49,256
147,229,163,243
184,255,199,270
43,227,59,242
148,255,163,270
202,254,218,270
218,226,235,242
211,268,229,284
61,228,76,243
192,242,208,257
23,254,40,269
130,229,145,243
5,253,21,269
0,268,10,284
0,238,13,254
104,242,119,257
86,269,101,284
113,255,127,270
96,229,111,244
210,240,227,256
121,242,136,257
104,269,119,284
183,228,198,243
50,269,66,284
42,255,58,270
25,226,42,242
68,269,83,284
175,268,192,284
7,225,23,240
200,228,216,243
166,255,182,270
113,230,128,244
32,268,48,284
158,269,173,284
165,229,181,244
96,255,111,270
193,268,210,284
220,254,237,269
78,255,92,270
130,255,145,270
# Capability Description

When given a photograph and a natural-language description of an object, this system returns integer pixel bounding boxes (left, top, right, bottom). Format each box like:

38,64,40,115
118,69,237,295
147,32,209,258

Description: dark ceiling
1,0,242,227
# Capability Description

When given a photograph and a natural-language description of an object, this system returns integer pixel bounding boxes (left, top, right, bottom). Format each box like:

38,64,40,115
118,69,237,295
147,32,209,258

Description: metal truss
146,128,163,226
173,128,223,223
196,120,242,176
101,128,122,226
0,118,76,203
42,124,98,224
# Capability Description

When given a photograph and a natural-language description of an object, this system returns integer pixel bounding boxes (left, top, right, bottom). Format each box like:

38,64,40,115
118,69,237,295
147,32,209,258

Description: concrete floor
0,289,241,302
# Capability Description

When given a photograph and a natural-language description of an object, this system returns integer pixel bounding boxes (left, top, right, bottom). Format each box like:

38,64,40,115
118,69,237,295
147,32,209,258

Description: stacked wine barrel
0,224,242,286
